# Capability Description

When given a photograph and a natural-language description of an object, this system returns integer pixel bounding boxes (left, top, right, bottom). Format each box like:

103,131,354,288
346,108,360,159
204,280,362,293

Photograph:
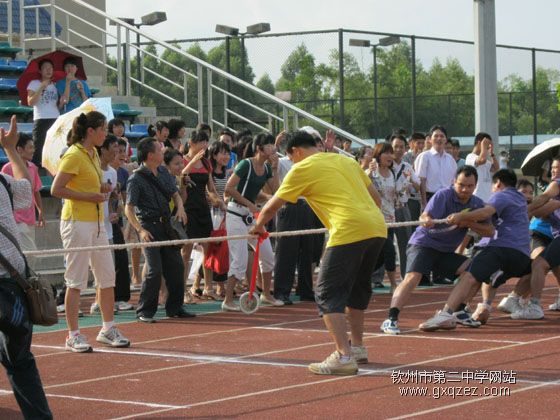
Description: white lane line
0,389,183,409
104,334,560,419
388,378,560,419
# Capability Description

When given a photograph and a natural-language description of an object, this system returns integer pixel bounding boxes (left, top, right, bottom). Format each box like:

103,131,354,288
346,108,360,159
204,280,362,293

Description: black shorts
540,236,560,269
315,237,385,314
406,245,467,278
467,247,531,288
531,231,552,253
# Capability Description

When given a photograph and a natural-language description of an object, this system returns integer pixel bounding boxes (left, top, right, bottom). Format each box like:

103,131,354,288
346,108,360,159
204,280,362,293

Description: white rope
24,219,449,257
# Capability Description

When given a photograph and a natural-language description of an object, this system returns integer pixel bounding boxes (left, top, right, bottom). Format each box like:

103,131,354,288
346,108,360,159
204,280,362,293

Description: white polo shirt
415,148,457,194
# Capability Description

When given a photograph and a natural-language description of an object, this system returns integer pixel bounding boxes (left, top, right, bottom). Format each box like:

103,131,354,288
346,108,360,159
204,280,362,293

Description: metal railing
12,0,369,148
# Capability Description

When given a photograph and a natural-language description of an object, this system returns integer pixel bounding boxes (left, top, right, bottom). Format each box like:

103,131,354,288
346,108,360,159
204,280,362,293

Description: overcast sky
106,0,560,83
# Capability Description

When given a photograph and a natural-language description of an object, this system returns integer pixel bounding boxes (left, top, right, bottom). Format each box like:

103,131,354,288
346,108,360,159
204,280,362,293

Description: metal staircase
6,0,367,145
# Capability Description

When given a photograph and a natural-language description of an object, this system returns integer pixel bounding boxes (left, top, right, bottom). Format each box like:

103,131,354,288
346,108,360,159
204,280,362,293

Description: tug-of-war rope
24,219,448,258
25,218,448,314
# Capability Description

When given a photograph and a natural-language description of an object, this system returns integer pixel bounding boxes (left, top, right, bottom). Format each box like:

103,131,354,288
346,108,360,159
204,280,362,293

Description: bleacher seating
0,58,27,73
0,122,32,134
0,148,7,165
0,78,18,93
0,42,22,59
112,103,142,122
40,175,53,195
125,123,149,139
0,99,33,119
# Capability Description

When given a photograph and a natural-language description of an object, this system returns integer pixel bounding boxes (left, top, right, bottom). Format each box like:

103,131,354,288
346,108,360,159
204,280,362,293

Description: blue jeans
0,279,52,419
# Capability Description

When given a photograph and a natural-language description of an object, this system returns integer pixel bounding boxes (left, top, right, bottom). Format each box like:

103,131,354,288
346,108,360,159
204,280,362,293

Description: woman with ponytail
222,132,283,311
51,111,130,353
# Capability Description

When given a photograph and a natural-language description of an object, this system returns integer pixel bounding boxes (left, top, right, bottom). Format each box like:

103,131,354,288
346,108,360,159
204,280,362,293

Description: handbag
204,217,229,275
0,224,58,327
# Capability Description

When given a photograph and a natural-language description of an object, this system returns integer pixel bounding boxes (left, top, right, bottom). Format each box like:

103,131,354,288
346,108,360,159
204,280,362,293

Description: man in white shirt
465,132,499,202
415,125,457,209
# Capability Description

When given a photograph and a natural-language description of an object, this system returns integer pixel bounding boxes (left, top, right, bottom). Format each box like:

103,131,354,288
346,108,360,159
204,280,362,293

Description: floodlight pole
473,0,499,144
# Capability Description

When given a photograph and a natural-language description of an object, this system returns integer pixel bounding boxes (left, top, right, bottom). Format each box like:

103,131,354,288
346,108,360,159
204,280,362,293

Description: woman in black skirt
181,130,225,300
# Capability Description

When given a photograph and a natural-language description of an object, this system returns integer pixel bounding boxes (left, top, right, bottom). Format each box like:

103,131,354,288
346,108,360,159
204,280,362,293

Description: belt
139,215,170,224
227,209,254,225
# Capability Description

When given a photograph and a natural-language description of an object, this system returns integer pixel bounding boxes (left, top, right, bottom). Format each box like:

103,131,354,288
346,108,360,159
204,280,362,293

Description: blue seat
125,123,149,139
0,58,27,72
0,148,8,165
17,122,33,135
0,78,18,93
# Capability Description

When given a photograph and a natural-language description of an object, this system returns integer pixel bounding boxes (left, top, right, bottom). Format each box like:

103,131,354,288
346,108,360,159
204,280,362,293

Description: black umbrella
520,138,560,177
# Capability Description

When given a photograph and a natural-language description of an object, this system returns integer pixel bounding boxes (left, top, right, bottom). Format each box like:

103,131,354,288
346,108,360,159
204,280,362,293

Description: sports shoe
308,351,358,376
453,309,481,328
381,319,401,335
548,296,560,311
259,294,284,307
511,302,544,320
57,304,65,313
221,301,241,312
116,301,134,311
65,333,93,353
96,326,131,348
90,302,100,315
497,295,522,314
472,303,491,325
419,310,456,332
350,345,368,364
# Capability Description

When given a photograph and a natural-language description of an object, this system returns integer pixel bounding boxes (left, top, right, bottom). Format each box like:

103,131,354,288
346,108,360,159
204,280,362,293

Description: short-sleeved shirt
409,187,486,252
55,78,91,113
465,152,493,202
477,187,531,256
116,166,129,193
0,174,32,277
276,152,387,248
58,143,103,222
27,79,60,120
233,158,272,204
371,170,397,223
1,161,42,225
415,149,457,194
393,160,420,205
127,165,178,221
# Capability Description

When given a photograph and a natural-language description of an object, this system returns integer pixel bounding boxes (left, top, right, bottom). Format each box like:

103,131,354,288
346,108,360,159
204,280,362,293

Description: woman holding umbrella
27,58,60,170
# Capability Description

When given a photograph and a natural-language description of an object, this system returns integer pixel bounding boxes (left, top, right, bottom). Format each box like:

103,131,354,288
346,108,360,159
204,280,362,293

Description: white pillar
474,0,499,141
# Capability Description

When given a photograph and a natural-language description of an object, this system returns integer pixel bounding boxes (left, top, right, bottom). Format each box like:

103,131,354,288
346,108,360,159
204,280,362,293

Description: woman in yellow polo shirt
51,111,130,353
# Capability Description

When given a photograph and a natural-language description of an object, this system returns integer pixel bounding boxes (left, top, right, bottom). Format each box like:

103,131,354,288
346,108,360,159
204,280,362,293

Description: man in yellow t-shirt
251,130,387,376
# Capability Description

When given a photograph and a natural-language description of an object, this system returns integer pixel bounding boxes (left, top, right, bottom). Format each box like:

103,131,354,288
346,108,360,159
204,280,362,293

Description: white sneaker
259,294,284,307
350,345,368,364
116,301,134,311
308,351,358,375
548,296,560,311
57,304,65,313
96,326,131,348
90,302,100,315
419,310,456,332
65,333,93,353
497,295,522,314
380,319,401,335
511,302,544,320
453,309,481,328
472,303,491,325
221,301,241,312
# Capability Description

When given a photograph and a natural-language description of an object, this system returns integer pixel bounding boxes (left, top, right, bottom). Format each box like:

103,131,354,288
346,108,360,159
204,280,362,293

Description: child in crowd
1,134,44,264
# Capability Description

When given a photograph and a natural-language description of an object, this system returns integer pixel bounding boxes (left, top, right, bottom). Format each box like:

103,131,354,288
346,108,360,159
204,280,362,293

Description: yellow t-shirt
276,152,387,247
58,143,103,222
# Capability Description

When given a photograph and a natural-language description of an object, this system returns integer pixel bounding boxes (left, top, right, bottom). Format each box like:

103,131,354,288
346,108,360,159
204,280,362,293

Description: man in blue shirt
420,169,532,332
56,57,91,113
381,165,494,335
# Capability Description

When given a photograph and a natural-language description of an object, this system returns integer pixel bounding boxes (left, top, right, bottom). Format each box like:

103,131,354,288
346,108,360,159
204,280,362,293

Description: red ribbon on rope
248,231,269,300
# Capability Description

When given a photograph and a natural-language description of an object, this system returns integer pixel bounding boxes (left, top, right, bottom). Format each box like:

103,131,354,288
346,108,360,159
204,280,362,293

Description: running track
1,277,560,419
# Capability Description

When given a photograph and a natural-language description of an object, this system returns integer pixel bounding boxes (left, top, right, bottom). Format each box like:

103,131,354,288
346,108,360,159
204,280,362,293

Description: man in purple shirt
381,165,494,334
512,176,560,319
419,169,532,332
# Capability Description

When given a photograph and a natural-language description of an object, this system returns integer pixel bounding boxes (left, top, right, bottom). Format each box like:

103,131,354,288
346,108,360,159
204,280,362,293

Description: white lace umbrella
42,98,114,175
